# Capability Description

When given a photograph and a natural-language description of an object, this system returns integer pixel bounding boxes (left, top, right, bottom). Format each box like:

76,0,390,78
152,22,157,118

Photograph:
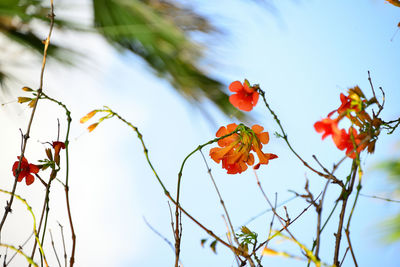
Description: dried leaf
17,97,32,103
28,99,37,108
45,148,53,161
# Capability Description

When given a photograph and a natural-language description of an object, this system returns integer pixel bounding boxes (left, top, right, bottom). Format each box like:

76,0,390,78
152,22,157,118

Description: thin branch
239,195,298,227
258,88,331,179
255,192,321,254
95,109,252,260
49,229,62,267
6,232,34,266
143,216,179,263
199,149,239,245
359,193,400,203
367,71,382,110
254,171,296,240
57,222,67,267
40,89,75,267
339,247,350,267
0,244,38,267
29,176,53,266
333,164,357,266
0,0,55,239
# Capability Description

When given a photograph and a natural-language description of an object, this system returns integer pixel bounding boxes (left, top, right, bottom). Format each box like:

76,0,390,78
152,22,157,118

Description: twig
57,222,67,267
333,164,357,266
29,176,52,266
315,179,330,260
49,229,62,267
259,193,278,262
6,232,34,266
221,216,241,267
258,89,331,179
255,192,321,254
97,109,251,261
359,193,400,203
174,125,240,266
40,90,75,267
239,195,298,227
0,0,55,240
0,190,48,266
0,244,37,267
367,71,382,110
254,171,296,240
143,217,178,260
199,149,239,245
339,247,349,267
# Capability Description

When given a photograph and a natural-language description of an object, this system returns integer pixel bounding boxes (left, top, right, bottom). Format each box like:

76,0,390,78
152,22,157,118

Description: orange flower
210,123,277,174
12,157,40,185
229,80,259,112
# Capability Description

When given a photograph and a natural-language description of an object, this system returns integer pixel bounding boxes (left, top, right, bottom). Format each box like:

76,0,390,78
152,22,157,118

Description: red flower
12,157,40,185
333,128,366,159
52,141,65,156
210,123,277,174
315,118,366,159
229,80,259,111
52,141,66,165
314,118,340,140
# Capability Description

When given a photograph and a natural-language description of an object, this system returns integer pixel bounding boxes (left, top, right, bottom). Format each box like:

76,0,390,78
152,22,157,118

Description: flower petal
25,174,34,185
29,164,40,174
251,125,264,134
252,92,259,106
257,132,270,144
228,81,243,92
238,100,253,112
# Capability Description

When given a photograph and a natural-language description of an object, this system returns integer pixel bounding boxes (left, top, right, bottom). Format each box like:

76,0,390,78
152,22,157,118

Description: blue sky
1,0,399,266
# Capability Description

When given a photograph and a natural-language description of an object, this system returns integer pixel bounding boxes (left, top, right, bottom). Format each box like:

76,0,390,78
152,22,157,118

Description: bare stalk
333,164,357,266
0,0,55,239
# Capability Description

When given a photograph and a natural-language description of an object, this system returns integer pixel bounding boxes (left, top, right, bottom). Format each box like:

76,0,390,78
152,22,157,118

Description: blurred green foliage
0,0,248,119
376,158,400,243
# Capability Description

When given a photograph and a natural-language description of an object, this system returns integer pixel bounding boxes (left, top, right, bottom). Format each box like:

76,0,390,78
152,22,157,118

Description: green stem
258,89,331,180
0,190,47,266
40,91,75,267
0,244,38,266
97,108,253,261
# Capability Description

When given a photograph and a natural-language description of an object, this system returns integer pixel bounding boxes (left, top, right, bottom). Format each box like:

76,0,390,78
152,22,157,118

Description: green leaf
209,240,217,254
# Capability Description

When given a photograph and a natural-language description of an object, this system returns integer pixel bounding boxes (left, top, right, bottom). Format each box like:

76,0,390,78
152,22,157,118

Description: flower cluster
314,86,379,159
210,123,277,174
